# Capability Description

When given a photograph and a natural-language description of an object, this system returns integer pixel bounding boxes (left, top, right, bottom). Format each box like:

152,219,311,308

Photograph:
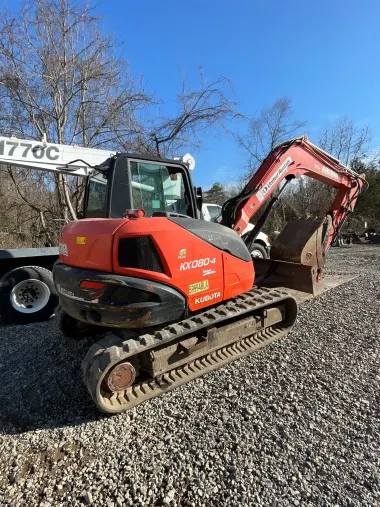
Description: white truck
0,137,116,324
201,203,270,259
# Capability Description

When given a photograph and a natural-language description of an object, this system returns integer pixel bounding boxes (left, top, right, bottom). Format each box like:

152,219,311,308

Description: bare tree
132,69,238,158
237,97,306,171
0,164,60,247
0,0,150,224
318,116,372,167
0,1,240,247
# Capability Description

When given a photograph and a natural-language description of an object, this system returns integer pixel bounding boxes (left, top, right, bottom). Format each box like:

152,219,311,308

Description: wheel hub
19,285,38,303
10,279,50,314
107,362,136,392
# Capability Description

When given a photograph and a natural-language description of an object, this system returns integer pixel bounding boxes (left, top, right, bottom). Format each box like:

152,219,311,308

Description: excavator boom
224,136,365,249
221,136,365,295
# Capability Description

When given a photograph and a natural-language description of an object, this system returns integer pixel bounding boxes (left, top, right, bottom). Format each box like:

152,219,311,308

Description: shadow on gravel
0,321,107,434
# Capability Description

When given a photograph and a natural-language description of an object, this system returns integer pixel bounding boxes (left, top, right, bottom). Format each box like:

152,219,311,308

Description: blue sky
95,0,379,189
34,1,380,189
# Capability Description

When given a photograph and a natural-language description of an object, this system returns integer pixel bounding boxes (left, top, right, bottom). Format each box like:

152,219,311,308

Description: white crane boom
0,135,116,176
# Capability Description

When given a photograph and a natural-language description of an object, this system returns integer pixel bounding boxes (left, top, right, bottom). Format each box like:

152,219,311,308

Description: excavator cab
84,154,200,220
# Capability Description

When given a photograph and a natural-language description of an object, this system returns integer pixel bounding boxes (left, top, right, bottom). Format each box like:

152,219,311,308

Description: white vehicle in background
201,203,271,259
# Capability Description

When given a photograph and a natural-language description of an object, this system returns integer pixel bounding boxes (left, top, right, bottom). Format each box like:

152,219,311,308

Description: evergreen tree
203,183,227,205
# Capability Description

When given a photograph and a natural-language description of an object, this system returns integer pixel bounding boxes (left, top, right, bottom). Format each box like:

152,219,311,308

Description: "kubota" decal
194,291,221,304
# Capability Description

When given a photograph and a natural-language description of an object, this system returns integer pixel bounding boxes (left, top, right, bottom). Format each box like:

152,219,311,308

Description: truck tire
55,304,101,340
250,243,268,259
0,266,58,324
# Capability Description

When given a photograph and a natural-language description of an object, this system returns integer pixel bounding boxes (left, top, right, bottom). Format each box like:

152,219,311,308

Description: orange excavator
53,136,365,413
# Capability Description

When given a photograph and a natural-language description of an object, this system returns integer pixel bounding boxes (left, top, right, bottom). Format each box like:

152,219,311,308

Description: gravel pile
0,244,379,506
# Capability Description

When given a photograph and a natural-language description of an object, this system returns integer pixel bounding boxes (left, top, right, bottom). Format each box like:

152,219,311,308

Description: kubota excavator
52,136,365,413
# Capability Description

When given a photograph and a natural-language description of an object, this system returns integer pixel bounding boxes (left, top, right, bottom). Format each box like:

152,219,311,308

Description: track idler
106,362,137,392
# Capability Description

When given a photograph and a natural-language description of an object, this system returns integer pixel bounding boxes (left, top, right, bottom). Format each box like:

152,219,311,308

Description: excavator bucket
269,218,329,266
254,218,359,303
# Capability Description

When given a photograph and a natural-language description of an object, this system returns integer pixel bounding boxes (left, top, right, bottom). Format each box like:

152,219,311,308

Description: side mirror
195,186,203,210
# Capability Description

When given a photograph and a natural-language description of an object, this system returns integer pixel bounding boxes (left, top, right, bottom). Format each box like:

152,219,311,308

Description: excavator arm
223,135,365,247
222,136,366,294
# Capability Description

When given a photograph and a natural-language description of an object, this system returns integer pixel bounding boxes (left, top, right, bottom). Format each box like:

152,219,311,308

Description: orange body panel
59,216,254,312
222,252,254,301
59,219,125,272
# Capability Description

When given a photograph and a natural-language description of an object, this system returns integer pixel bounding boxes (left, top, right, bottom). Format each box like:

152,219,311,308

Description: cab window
130,161,191,216
86,171,107,217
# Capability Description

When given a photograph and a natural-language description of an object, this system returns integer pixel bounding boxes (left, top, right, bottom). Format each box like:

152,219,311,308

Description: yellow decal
178,248,187,259
76,236,86,245
189,280,209,295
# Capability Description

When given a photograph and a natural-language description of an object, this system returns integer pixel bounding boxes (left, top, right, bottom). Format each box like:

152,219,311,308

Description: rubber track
82,286,297,413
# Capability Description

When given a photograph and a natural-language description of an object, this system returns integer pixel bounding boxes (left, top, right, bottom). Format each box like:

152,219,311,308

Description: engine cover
57,215,254,315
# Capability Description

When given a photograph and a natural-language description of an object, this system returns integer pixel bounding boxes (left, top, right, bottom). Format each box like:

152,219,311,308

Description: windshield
207,204,222,221
130,161,188,216
86,171,107,217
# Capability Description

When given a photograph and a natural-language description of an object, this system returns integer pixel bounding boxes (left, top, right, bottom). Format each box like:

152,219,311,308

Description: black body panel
169,217,252,262
53,262,186,328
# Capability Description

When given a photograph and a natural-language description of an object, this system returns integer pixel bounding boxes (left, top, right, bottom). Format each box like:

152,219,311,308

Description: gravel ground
0,244,379,507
